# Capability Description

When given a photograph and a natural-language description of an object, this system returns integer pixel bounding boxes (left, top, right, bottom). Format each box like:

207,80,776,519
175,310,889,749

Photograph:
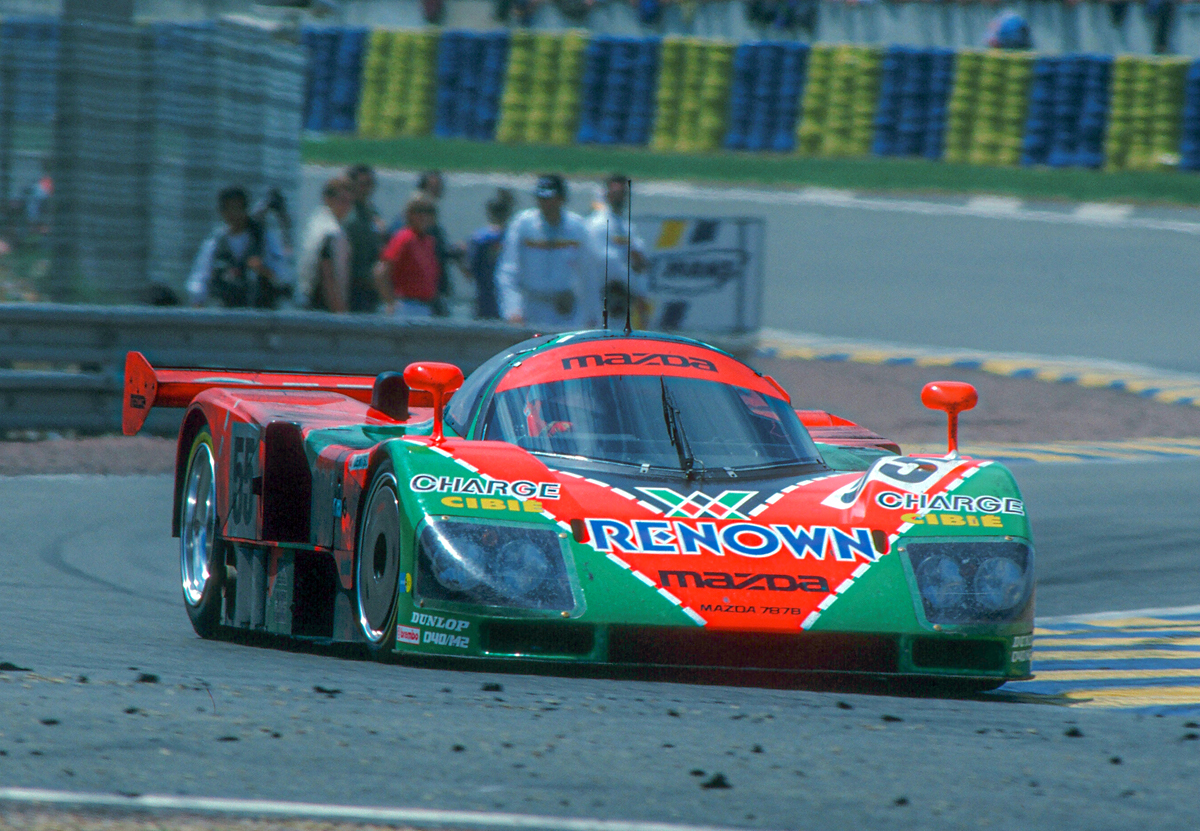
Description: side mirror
920,381,978,458
403,362,464,444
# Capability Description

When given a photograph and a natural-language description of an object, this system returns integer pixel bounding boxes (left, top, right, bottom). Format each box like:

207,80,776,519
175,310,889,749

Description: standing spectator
298,177,353,313
374,193,441,318
187,186,290,309
23,159,52,238
1146,0,1176,55
494,0,540,26
496,174,593,328
343,164,383,313
585,174,647,326
985,10,1032,50
465,189,514,320
388,170,463,316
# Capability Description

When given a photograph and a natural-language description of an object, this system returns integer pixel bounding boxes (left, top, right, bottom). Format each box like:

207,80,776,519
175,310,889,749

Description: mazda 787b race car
123,330,1034,690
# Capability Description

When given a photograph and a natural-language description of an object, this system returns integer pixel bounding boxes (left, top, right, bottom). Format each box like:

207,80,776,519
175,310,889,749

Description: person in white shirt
296,177,353,313
496,174,595,328
186,186,290,308
585,173,648,326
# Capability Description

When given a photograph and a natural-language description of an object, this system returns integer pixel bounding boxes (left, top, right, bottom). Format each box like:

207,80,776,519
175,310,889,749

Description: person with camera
187,186,291,309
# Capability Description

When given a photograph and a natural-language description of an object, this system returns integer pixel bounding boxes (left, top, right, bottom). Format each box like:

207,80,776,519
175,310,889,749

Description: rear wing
796,409,901,455
122,351,437,436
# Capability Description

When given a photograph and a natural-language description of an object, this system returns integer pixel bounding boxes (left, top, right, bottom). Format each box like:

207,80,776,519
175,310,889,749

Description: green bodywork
299,412,1033,682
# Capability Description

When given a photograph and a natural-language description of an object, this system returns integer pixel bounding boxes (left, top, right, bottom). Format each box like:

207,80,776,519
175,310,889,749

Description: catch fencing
0,304,754,436
0,13,304,303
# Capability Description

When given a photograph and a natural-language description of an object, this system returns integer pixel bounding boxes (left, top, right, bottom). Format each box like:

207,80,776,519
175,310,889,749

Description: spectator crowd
187,168,648,330
416,0,819,33
403,0,1179,54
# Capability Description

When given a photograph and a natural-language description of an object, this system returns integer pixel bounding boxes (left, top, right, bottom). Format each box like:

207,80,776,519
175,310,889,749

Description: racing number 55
227,425,259,537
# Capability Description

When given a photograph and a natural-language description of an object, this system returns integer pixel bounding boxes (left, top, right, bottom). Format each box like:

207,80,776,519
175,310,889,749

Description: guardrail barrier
0,305,533,435
0,305,753,436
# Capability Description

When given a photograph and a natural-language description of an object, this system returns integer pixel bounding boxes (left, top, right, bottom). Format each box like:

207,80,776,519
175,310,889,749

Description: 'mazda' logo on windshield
561,353,718,372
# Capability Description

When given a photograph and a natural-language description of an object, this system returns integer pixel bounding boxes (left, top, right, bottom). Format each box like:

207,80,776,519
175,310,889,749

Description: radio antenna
623,178,633,336
602,220,610,330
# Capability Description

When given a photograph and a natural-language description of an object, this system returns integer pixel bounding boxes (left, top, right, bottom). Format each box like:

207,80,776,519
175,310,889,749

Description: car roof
491,330,773,395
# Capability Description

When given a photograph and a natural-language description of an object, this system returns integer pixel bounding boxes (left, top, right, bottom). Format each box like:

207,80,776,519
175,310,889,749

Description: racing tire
180,427,224,639
356,464,402,658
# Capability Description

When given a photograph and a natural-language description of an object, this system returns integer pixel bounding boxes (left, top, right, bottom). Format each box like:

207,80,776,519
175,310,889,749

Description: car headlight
905,540,1033,625
427,535,485,593
915,555,966,611
973,557,1026,612
495,539,551,597
416,517,579,613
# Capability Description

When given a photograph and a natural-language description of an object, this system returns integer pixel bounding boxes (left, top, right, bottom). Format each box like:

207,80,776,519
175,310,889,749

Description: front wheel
180,427,224,638
356,464,402,657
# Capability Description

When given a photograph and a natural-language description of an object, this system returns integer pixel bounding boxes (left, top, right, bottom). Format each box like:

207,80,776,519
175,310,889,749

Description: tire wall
495,30,587,145
651,37,735,153
297,24,1200,172
353,28,438,137
1105,55,1189,170
725,42,809,153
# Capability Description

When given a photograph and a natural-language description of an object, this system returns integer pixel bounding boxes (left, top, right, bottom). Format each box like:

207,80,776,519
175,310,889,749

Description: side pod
261,421,312,544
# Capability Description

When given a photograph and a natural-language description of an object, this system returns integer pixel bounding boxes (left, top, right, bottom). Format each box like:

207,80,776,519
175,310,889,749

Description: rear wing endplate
122,351,382,436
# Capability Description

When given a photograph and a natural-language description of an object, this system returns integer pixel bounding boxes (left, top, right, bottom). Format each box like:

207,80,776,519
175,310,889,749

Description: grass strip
304,135,1200,206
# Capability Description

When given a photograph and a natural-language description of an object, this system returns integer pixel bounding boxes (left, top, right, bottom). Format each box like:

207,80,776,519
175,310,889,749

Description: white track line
1074,202,1133,222
965,195,1022,214
0,788,752,831
309,165,1200,236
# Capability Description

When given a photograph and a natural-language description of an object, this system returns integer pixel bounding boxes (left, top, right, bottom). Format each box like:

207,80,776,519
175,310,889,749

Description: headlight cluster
905,540,1033,625
416,517,577,612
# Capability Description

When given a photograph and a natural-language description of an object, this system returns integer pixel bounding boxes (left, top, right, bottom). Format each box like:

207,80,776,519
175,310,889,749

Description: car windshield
482,374,822,473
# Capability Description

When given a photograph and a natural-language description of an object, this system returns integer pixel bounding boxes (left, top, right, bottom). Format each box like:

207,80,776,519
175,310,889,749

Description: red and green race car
123,330,1034,689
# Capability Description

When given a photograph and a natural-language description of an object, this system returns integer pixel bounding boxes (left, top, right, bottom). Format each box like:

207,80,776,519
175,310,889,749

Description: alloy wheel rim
181,442,216,606
357,474,400,643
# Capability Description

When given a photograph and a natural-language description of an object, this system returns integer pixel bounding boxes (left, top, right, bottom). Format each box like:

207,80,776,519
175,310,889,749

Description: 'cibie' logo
562,353,718,372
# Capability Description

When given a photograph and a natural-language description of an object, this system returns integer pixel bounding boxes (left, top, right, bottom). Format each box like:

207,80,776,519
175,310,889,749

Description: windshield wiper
660,377,701,482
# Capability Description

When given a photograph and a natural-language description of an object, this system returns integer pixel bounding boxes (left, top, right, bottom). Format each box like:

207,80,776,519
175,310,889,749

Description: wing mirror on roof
404,362,464,445
920,381,978,458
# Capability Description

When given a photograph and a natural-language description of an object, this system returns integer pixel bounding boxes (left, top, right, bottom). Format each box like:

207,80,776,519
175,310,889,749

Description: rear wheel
356,464,402,656
180,427,224,638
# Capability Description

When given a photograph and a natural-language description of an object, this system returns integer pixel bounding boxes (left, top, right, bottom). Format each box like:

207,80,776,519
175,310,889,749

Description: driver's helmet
521,381,606,438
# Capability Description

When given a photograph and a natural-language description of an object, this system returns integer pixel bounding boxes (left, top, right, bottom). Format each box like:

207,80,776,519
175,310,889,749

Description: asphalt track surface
3,470,1200,831
302,167,1200,373
7,173,1195,828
